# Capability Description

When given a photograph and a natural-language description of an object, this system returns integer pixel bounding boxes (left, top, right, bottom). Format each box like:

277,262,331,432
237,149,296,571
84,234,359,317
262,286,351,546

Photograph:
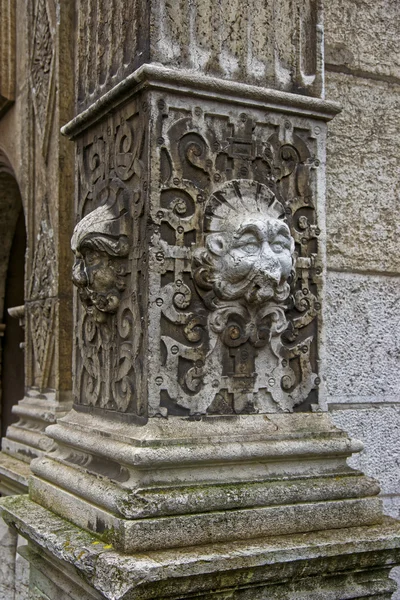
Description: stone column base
1,495,400,600
27,412,384,553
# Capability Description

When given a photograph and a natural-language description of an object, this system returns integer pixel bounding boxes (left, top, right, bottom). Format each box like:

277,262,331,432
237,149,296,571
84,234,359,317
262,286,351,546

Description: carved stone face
206,215,293,303
72,239,126,323
193,180,295,306
71,182,130,323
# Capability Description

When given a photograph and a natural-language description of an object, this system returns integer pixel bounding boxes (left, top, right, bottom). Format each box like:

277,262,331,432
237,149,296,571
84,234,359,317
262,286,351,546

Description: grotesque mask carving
193,180,295,308
71,181,130,323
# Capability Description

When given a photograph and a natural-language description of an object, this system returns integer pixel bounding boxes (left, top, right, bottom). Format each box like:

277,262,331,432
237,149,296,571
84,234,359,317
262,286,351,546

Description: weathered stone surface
1,389,72,468
331,408,400,498
0,0,15,116
2,495,400,600
325,272,400,404
149,0,324,94
14,536,29,600
0,451,30,495
331,406,400,598
0,518,17,600
391,567,400,600
0,0,75,512
28,410,385,553
76,0,324,112
325,0,400,79
2,1,399,599
68,72,333,419
0,0,75,397
383,497,400,522
325,72,400,273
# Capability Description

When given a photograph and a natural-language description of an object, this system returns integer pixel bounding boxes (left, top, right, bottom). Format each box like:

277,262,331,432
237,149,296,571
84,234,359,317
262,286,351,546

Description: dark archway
0,152,26,438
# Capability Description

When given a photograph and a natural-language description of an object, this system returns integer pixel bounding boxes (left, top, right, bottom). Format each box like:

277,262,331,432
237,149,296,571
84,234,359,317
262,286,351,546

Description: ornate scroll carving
148,101,321,417
73,104,146,418
72,96,323,419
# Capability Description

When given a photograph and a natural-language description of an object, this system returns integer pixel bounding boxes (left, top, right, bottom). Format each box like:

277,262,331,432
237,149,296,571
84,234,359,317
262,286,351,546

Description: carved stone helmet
192,179,295,307
71,179,131,257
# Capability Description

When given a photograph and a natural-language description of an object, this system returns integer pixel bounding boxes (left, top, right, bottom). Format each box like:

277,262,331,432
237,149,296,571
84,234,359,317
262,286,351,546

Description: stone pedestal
29,412,382,552
1,1,400,599
2,495,400,599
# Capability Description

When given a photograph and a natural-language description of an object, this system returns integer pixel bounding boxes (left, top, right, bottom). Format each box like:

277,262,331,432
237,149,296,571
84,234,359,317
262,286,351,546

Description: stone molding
2,495,400,599
29,412,384,553
1,389,72,466
0,453,30,495
62,64,341,140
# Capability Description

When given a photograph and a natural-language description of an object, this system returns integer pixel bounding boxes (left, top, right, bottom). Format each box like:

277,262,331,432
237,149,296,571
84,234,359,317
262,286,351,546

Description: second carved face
206,216,293,303
193,180,295,306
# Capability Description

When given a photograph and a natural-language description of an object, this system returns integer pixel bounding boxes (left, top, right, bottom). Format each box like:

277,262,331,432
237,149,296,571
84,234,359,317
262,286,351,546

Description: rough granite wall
324,0,400,594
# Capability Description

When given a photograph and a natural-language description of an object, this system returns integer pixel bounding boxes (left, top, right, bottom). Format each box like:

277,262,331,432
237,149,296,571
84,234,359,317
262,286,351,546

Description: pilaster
1,1,400,599
0,0,75,495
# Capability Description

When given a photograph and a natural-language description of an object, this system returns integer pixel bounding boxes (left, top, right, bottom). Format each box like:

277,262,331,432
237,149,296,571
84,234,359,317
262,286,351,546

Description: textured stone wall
324,1,400,594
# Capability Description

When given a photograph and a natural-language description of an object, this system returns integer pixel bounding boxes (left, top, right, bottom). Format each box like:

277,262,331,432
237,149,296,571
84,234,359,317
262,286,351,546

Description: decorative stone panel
26,202,56,391
147,97,324,417
71,70,331,420
30,0,55,158
72,99,148,419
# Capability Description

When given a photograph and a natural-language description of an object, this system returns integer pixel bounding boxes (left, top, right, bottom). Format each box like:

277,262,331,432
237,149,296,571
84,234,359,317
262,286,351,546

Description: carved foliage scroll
148,100,322,417
73,100,147,419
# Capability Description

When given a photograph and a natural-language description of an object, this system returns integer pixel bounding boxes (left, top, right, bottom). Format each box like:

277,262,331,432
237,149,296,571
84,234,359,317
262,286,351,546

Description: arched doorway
0,152,26,439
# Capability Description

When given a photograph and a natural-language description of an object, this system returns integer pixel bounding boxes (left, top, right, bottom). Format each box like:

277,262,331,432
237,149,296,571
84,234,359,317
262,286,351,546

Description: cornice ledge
62,64,342,139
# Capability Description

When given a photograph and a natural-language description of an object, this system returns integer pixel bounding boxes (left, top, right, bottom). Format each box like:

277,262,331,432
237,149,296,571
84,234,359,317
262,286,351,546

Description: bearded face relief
71,181,131,324
193,180,295,308
205,216,293,304
185,179,307,415
72,235,129,323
